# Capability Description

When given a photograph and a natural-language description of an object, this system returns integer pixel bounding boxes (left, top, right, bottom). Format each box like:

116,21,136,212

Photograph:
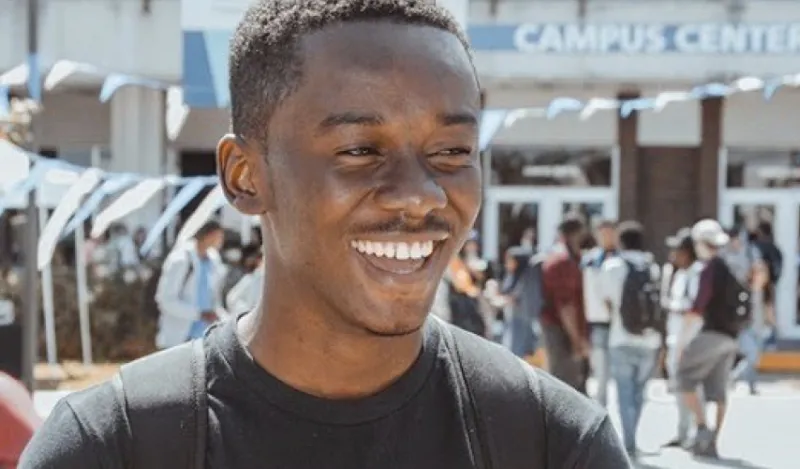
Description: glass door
720,191,800,339
482,187,616,262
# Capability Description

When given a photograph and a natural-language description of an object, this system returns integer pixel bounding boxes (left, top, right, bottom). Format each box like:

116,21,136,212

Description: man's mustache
350,215,452,236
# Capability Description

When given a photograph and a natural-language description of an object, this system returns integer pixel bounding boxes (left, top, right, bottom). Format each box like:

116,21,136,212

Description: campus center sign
468,23,800,54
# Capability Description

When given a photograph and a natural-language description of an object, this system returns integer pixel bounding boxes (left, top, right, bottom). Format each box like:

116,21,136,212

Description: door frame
482,187,617,261
720,189,800,340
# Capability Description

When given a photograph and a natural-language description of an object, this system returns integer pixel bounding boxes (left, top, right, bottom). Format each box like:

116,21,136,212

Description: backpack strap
439,321,546,469
116,339,208,469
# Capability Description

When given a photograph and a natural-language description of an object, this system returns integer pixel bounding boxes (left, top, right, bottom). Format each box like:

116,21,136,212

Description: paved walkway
601,379,800,469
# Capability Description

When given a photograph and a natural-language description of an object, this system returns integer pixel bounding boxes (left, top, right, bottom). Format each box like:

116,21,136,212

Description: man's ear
216,134,268,215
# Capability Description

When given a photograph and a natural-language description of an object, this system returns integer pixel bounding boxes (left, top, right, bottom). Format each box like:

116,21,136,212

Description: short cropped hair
558,214,585,237
617,221,645,251
229,0,468,147
195,221,223,241
595,219,617,230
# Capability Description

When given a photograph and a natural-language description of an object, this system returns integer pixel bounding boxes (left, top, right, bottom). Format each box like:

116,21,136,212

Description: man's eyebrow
315,111,478,134
316,112,385,134
439,112,479,127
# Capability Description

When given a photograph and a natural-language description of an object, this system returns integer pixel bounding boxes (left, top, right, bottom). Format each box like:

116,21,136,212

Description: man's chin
356,306,430,338
365,321,425,338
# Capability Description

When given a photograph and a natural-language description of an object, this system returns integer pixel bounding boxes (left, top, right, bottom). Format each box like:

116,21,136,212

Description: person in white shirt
661,227,704,448
155,221,229,349
598,221,661,458
581,219,618,407
226,258,265,316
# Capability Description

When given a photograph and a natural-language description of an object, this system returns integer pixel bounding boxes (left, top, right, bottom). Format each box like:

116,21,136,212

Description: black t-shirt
20,318,629,468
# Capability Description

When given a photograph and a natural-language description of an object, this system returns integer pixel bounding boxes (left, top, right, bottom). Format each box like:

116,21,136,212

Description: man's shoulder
601,256,626,272
443,325,619,465
542,250,577,273
19,380,128,468
444,324,608,431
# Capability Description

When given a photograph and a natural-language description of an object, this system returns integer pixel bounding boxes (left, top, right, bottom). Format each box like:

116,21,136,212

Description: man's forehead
299,21,471,76
271,22,478,128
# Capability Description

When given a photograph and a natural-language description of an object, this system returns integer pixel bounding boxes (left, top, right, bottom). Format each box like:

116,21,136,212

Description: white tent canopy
0,140,84,209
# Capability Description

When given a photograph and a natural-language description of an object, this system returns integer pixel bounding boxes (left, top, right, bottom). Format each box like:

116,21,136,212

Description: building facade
2,0,800,339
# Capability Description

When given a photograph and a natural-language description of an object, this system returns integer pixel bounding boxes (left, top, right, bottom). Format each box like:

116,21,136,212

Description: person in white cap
675,219,741,458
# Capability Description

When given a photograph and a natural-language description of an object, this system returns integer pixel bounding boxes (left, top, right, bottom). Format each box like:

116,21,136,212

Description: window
489,146,613,187
726,148,800,189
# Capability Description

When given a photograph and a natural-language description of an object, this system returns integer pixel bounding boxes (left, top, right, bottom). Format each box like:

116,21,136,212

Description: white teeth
396,242,410,260
352,240,436,260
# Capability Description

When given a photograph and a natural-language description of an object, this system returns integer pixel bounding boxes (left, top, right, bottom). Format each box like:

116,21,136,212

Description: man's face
673,248,692,269
567,228,586,253
202,230,225,252
596,226,617,250
223,22,481,337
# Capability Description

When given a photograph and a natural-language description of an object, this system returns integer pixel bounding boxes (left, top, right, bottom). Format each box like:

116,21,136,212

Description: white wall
724,88,800,148
36,90,110,151
1,0,181,82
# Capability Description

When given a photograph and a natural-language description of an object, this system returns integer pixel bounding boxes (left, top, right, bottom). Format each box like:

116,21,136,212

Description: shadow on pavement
692,457,769,469
634,456,768,469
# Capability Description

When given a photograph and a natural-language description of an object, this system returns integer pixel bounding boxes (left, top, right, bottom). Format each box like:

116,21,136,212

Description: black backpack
619,259,662,335
714,260,753,335
114,322,552,469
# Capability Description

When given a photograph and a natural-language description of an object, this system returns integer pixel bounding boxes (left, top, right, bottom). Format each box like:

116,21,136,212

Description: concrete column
109,86,166,231
617,90,640,221
699,97,723,219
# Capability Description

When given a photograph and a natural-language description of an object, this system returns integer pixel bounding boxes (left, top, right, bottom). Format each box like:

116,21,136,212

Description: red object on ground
0,372,41,469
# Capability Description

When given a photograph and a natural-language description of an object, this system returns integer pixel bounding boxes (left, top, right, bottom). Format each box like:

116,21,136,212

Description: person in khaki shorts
676,219,768,458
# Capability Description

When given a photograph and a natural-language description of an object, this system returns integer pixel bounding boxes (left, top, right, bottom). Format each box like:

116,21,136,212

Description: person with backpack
721,228,767,395
660,228,704,449
154,221,229,349
19,2,630,468
581,219,618,407
597,221,661,458
676,219,753,458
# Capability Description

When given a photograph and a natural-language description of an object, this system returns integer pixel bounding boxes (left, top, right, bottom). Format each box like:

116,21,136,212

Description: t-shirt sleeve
570,415,632,468
532,370,632,469
18,400,100,469
19,382,128,469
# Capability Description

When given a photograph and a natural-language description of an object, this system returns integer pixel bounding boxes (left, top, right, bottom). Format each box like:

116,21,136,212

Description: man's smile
350,237,447,276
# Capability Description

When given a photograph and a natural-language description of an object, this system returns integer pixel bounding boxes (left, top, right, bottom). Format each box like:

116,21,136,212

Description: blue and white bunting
139,178,209,256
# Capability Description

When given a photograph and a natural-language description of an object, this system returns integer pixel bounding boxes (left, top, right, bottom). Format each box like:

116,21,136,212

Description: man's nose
373,157,447,218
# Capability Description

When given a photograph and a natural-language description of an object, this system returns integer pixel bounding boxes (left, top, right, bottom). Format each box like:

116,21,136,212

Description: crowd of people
438,214,782,460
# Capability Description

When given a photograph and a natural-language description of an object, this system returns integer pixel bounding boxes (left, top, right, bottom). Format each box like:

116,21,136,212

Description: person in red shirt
541,216,591,393
0,372,41,469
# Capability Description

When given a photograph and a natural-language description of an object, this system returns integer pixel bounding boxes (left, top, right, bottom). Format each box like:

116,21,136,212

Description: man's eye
338,147,379,157
433,147,473,157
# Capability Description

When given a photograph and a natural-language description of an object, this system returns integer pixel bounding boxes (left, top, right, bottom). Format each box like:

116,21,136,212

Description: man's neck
238,274,424,400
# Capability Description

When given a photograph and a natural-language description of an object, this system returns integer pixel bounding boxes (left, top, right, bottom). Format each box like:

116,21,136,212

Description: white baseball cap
691,219,729,247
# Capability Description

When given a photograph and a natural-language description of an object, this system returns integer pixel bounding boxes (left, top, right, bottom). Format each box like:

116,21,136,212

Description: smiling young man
20,1,628,468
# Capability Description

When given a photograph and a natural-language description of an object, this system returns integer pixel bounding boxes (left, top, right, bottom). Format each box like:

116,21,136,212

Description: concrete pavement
601,379,800,469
